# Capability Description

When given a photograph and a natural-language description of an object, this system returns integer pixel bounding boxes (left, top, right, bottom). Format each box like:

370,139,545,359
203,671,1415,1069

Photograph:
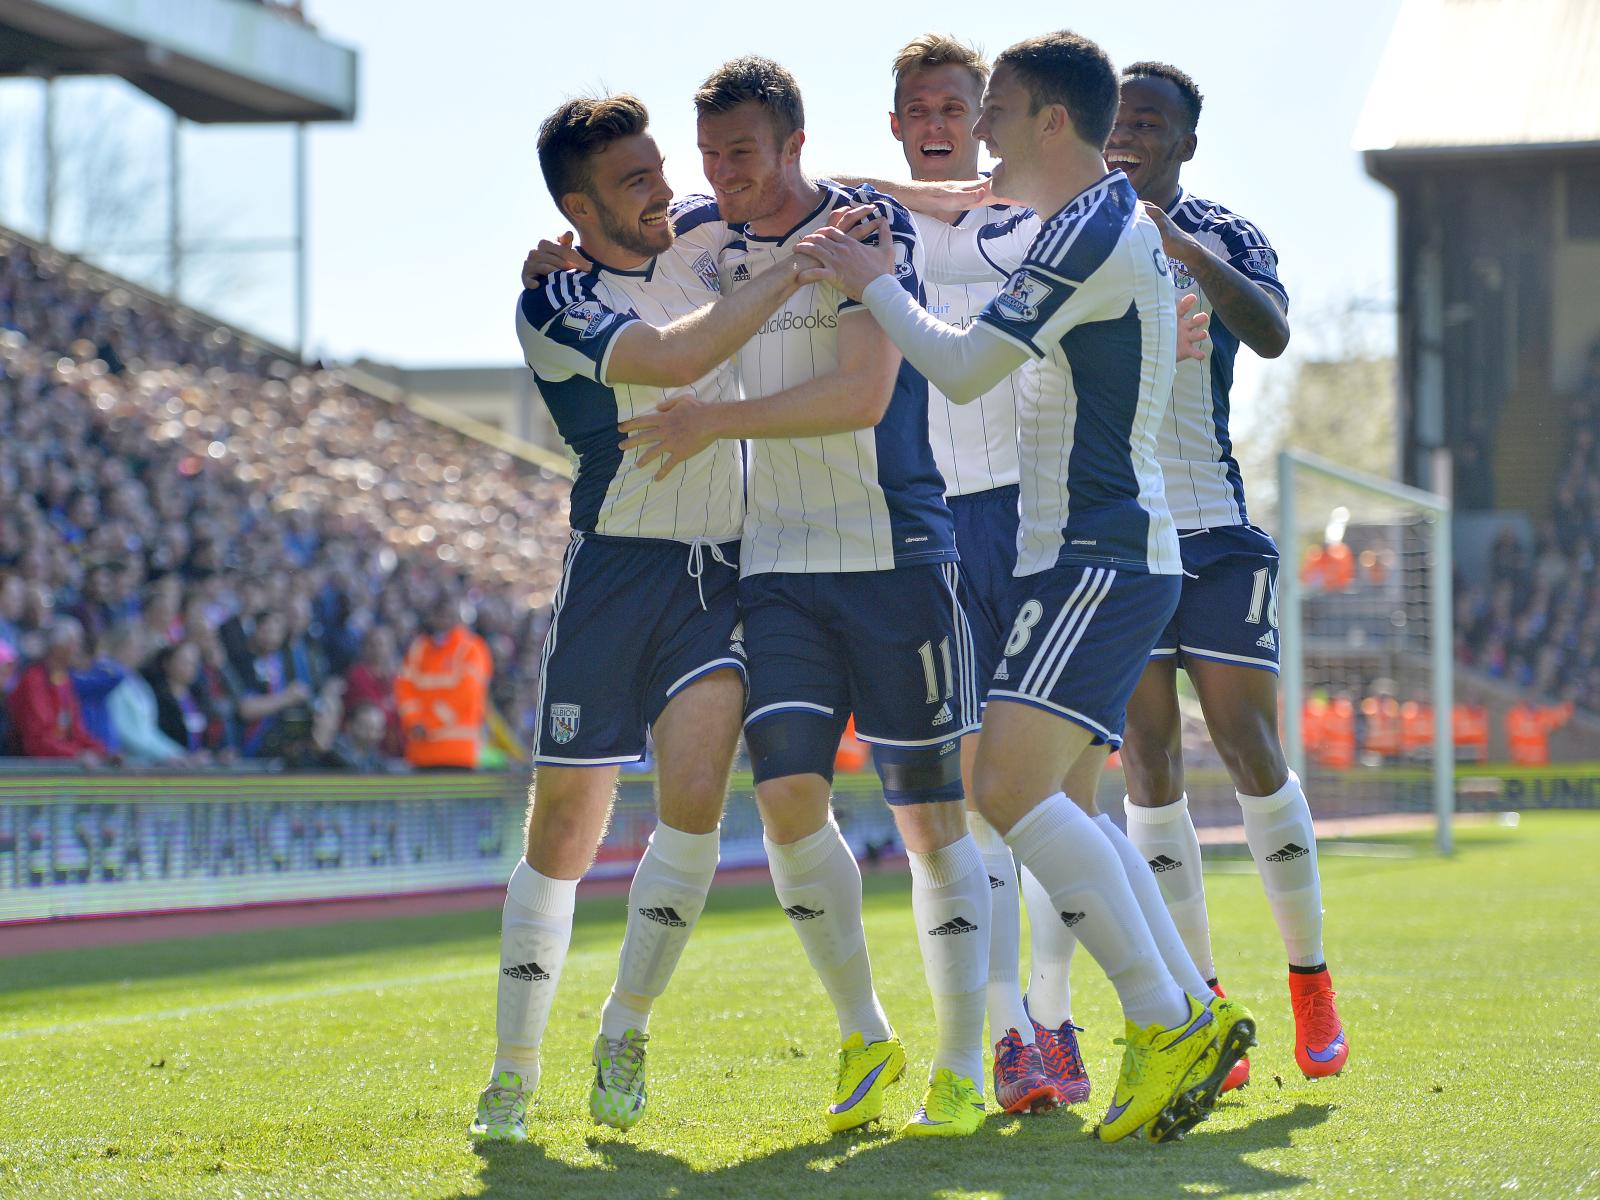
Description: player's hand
618,392,716,481
1176,292,1210,362
950,178,995,210
1141,201,1202,265
521,232,585,289
795,215,894,301
776,254,830,290
828,204,886,241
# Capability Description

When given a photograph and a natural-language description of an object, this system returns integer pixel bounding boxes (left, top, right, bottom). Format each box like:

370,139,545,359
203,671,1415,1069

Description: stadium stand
1454,336,1600,717
0,224,570,766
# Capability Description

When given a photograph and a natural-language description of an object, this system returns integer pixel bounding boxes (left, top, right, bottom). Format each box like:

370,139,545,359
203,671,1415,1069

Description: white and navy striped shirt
723,181,956,575
914,205,1040,496
1158,188,1288,529
514,197,743,543
975,171,1181,577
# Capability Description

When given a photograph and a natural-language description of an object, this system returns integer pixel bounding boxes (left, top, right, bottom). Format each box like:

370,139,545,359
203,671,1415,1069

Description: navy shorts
535,532,745,765
988,565,1182,747
1151,525,1281,673
739,563,980,749
949,484,1021,700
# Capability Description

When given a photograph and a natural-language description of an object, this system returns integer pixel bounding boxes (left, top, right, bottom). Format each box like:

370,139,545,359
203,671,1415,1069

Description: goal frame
1277,448,1456,852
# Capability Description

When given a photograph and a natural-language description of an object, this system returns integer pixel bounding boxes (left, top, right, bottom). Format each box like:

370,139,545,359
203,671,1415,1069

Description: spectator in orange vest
1302,694,1329,761
1323,542,1355,591
1300,544,1327,591
1451,702,1490,764
1360,686,1402,761
1400,695,1434,760
1505,696,1573,766
396,594,492,769
1317,695,1356,769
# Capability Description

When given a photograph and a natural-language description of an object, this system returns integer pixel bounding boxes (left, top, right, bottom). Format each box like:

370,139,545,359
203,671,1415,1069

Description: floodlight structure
0,0,359,356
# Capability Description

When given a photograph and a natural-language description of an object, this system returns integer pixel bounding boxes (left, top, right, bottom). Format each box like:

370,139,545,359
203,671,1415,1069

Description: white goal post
1278,448,1456,852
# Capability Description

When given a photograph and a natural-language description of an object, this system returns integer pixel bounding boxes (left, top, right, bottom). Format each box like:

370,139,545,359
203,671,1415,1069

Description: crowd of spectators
0,228,572,769
1455,338,1600,714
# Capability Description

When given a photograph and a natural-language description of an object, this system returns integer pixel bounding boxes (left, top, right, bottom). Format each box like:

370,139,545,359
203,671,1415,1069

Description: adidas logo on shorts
932,702,953,727
639,906,687,927
993,659,1010,681
1059,911,1086,927
988,874,1005,890
1256,629,1278,652
929,916,978,936
502,962,551,981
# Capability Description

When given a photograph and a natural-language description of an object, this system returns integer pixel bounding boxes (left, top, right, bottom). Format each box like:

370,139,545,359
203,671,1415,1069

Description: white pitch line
0,926,774,1043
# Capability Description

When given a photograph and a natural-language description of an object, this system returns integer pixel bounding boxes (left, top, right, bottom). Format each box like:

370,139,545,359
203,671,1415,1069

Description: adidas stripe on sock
1122,794,1216,982
766,821,892,1044
493,860,578,1090
1004,794,1189,1030
602,822,720,1041
909,836,990,1092
1239,770,1326,967
1020,863,1077,1029
1093,812,1212,1002
967,812,1034,1046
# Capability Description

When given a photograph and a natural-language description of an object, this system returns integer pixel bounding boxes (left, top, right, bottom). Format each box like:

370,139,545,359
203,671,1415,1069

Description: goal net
1277,448,1455,850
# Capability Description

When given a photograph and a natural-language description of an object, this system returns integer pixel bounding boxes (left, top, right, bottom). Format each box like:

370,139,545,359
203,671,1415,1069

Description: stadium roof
0,0,356,123
1355,0,1600,164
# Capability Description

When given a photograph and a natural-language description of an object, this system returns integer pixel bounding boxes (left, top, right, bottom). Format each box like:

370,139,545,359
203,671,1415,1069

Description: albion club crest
549,703,581,745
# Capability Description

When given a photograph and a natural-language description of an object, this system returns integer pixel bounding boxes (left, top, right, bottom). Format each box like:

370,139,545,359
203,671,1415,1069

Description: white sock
492,860,578,1091
600,822,720,1040
967,812,1034,1046
1239,770,1326,967
1020,864,1077,1029
909,835,990,1092
1004,793,1188,1029
1094,812,1212,1001
766,821,892,1044
1123,794,1216,982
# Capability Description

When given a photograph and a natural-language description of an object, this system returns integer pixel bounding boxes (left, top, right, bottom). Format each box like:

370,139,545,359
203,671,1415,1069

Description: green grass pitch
2,812,1597,1199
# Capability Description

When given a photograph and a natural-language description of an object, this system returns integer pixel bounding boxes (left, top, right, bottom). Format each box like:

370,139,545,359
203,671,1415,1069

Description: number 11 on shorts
917,638,955,703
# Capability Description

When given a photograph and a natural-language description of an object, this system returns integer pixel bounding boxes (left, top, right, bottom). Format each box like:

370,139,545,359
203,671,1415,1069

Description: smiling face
569,132,675,260
1106,76,1196,205
892,63,984,182
971,63,1041,206
697,102,802,227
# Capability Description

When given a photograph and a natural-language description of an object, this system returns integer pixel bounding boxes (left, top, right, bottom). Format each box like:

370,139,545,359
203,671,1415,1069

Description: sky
0,0,1407,409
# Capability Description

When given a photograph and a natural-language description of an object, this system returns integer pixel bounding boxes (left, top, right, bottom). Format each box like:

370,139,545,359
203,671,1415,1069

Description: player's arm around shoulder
1141,201,1289,358
604,255,819,390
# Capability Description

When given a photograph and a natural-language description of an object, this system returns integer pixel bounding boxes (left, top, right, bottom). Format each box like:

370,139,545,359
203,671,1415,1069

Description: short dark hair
1122,61,1204,131
536,94,651,210
693,56,804,140
994,31,1119,148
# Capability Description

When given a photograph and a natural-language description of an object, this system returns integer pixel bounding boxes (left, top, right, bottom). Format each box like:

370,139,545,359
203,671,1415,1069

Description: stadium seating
0,225,571,763
1454,338,1600,718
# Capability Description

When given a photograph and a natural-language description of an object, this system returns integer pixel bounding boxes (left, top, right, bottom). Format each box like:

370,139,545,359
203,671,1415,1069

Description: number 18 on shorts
987,565,1182,747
